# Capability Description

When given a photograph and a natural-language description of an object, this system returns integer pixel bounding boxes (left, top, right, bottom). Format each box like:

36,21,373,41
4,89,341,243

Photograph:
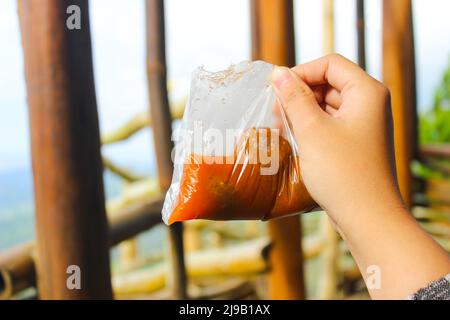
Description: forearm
335,197,450,299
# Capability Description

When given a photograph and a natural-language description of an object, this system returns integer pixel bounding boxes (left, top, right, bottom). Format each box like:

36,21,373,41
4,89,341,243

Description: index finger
291,54,368,92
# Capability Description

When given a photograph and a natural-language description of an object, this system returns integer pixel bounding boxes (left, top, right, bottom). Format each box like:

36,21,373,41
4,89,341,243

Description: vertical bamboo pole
18,0,112,299
145,0,187,299
119,240,138,271
250,0,305,300
382,0,417,207
317,0,339,300
356,0,366,70
323,0,335,55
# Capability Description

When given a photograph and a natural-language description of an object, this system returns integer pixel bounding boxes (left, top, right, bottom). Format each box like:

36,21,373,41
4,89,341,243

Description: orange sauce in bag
168,128,315,224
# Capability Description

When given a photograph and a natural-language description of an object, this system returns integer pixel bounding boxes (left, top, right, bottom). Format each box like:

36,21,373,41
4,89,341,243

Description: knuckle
298,83,315,98
328,53,345,62
362,80,391,113
374,81,391,103
381,85,391,100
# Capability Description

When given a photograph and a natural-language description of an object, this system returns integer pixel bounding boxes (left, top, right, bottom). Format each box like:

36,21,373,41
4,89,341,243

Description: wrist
327,187,408,242
328,191,450,299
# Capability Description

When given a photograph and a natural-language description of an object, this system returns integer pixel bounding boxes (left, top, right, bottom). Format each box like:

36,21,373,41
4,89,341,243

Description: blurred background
0,0,449,300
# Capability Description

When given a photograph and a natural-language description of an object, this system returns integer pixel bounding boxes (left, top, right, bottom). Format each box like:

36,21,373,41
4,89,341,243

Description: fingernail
272,67,293,89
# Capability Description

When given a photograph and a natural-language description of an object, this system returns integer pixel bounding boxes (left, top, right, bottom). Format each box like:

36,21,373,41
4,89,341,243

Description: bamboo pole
184,227,203,252
323,0,335,55
118,240,139,271
100,99,185,145
145,0,187,299
127,279,255,300
356,0,366,70
109,196,164,246
425,180,450,206
112,238,271,297
106,178,159,213
413,206,450,222
103,157,144,182
420,144,450,159
250,0,305,300
420,222,450,238
18,0,112,299
102,112,149,145
317,0,340,300
250,0,261,62
112,237,370,298
251,0,296,66
0,243,35,300
382,0,417,207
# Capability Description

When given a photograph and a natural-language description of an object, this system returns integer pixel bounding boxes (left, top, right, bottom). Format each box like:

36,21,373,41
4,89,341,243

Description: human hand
271,54,402,230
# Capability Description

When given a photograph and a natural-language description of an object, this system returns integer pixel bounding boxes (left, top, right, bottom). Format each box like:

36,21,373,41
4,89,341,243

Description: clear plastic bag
162,60,315,225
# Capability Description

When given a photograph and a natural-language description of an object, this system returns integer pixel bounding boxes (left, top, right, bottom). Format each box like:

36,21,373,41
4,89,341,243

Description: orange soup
168,128,316,224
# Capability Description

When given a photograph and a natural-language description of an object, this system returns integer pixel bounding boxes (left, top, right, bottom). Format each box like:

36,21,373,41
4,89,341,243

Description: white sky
0,0,449,173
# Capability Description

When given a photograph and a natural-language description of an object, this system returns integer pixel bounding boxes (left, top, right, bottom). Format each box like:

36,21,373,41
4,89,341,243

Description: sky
0,0,449,174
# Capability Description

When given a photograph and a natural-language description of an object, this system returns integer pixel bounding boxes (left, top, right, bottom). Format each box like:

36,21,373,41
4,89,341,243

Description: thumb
271,66,324,129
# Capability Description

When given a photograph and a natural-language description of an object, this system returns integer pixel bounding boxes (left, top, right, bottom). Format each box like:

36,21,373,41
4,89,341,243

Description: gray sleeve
407,274,450,300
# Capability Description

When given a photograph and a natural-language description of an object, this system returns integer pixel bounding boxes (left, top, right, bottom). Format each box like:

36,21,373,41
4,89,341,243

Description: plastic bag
162,60,315,225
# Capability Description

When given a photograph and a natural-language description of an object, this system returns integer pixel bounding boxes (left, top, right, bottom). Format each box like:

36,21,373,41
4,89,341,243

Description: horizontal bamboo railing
420,145,450,159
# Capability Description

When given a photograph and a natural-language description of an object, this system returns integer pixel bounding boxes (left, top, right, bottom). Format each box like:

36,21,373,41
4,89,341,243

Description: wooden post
250,0,305,300
316,0,340,300
119,240,138,271
323,0,335,55
356,0,366,70
18,0,113,299
0,243,36,299
382,0,417,207
145,0,187,299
